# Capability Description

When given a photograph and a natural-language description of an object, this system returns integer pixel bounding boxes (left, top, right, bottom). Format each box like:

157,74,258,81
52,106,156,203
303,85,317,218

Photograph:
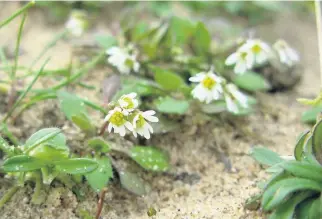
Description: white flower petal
189,73,206,82
225,53,238,65
124,121,133,131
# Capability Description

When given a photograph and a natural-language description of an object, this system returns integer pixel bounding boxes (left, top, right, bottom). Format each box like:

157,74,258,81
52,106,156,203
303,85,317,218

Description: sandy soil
0,2,320,219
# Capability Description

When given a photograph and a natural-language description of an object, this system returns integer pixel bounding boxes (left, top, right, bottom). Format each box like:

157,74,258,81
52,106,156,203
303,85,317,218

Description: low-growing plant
247,118,322,218
0,127,98,207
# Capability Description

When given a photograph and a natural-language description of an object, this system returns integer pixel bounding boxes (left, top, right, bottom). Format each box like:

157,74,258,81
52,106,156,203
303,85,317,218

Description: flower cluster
106,45,140,74
104,93,158,139
225,39,271,74
189,69,249,113
225,38,299,74
273,39,299,67
65,9,88,37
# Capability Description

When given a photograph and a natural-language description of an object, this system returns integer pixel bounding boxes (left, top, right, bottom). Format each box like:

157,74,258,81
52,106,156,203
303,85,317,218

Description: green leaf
54,158,98,174
166,16,195,46
2,155,47,172
154,96,189,115
281,161,322,182
192,22,211,55
130,146,169,171
57,90,87,120
250,147,283,166
200,101,227,114
57,91,94,132
119,170,147,196
312,120,322,162
294,131,310,161
25,128,67,151
95,35,117,49
152,66,186,91
233,71,271,92
297,198,318,219
269,191,314,219
302,136,320,165
87,137,110,153
85,157,113,192
301,105,322,124
71,113,95,134
262,178,322,211
264,170,290,189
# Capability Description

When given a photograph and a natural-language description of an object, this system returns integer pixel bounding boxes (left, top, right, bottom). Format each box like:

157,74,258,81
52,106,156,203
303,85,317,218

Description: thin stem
0,123,20,146
31,171,43,204
31,51,105,94
315,0,322,88
0,185,20,209
95,187,108,219
0,1,34,29
11,12,27,80
2,58,50,123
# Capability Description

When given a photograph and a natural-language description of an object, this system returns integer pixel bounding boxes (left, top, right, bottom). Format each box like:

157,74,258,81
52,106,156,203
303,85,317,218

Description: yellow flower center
125,58,134,68
136,114,146,128
122,97,134,109
202,76,216,90
240,52,248,60
109,111,126,126
252,44,262,54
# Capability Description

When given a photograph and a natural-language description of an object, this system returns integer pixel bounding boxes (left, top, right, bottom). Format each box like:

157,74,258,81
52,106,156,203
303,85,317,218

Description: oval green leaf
154,96,189,115
85,157,113,192
130,146,169,172
25,128,67,151
233,71,271,92
250,147,283,166
54,158,98,174
119,170,147,196
57,90,88,120
152,66,185,91
2,155,47,172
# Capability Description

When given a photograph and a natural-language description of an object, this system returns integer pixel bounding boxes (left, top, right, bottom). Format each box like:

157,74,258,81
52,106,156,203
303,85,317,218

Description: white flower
273,40,299,67
239,39,271,67
65,10,88,37
118,92,139,115
132,110,159,139
224,84,248,113
106,46,140,74
189,71,224,104
225,49,254,74
104,107,133,137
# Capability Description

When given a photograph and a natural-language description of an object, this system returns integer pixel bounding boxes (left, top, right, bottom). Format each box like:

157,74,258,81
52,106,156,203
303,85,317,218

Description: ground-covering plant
248,119,322,218
246,1,322,218
0,1,306,218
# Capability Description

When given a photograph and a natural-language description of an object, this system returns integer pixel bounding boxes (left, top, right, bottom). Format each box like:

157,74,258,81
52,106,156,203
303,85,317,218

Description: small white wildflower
239,39,271,67
132,110,159,139
106,46,140,74
225,49,254,74
118,92,139,115
273,39,299,67
224,84,248,114
189,70,224,104
104,107,133,137
65,10,88,37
